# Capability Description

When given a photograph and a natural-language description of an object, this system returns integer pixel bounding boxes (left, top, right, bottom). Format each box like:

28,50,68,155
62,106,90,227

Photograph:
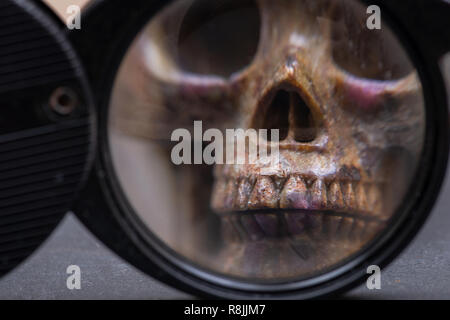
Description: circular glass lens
108,0,425,283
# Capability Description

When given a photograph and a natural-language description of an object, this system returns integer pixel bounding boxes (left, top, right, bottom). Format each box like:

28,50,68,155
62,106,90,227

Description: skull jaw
209,154,397,279
213,209,384,279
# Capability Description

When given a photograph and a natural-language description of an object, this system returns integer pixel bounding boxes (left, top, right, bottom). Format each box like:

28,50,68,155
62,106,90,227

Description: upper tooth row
211,175,384,216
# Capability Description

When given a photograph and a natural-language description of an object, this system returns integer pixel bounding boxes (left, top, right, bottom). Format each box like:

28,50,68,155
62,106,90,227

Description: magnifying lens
1,0,449,299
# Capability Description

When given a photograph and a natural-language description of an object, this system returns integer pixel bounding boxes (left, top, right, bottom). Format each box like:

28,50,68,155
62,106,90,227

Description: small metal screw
49,87,78,116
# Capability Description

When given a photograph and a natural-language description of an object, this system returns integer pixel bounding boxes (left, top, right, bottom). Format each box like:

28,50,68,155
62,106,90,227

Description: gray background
0,51,448,301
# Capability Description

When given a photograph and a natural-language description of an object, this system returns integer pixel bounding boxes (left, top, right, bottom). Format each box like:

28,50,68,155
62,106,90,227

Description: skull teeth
280,176,309,209
342,182,356,209
234,178,253,210
328,181,345,211
355,183,368,213
212,174,385,217
221,211,384,244
310,179,328,209
248,177,279,209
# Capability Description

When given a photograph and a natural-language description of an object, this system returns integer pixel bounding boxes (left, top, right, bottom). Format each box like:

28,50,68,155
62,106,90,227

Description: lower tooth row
221,213,382,243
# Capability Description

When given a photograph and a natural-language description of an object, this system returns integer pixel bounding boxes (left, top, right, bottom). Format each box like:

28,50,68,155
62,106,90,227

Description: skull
110,0,425,279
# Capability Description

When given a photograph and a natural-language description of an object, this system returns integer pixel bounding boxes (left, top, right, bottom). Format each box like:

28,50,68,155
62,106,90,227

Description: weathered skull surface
110,0,425,280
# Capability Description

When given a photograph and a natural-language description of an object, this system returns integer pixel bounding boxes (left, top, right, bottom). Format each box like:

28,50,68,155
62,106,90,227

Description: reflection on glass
109,0,425,281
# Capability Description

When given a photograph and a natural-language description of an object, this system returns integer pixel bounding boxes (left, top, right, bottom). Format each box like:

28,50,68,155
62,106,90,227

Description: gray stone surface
0,213,190,300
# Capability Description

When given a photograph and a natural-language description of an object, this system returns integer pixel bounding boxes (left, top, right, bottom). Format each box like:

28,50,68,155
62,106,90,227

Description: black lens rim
0,0,96,278
70,0,450,299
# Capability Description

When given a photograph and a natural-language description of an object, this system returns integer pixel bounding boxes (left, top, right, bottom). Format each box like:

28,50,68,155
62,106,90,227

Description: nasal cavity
290,93,317,143
259,90,317,143
261,90,290,141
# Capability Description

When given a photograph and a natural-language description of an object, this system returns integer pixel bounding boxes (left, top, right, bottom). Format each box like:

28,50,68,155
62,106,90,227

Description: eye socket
177,0,261,78
331,3,413,81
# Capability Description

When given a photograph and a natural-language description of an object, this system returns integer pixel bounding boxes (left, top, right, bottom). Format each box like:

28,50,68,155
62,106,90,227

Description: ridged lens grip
0,0,94,276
